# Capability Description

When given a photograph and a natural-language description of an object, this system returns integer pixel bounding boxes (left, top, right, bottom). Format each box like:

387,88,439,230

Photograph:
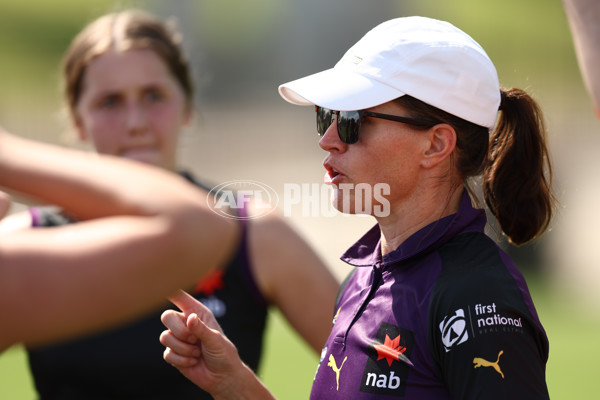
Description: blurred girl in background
0,9,338,399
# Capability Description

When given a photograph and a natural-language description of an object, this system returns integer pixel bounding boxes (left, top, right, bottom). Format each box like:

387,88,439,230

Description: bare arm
248,210,340,353
563,0,600,116
0,130,239,350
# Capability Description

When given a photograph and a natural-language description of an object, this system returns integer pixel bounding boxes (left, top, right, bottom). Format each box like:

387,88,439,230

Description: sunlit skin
320,102,424,212
319,101,463,254
74,49,191,170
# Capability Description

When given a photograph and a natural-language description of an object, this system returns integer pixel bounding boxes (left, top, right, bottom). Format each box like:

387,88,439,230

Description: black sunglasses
316,106,439,144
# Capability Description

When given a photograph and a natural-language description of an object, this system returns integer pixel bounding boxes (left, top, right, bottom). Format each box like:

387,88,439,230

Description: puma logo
473,350,504,379
327,354,348,390
333,307,341,324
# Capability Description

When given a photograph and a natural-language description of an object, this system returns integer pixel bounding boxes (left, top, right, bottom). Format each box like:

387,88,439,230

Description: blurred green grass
528,275,600,399
1,277,599,398
0,309,319,400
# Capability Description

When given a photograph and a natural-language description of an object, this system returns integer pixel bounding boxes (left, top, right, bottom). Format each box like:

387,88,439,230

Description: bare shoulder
245,200,338,300
247,202,296,238
246,202,311,264
244,201,339,352
245,199,327,263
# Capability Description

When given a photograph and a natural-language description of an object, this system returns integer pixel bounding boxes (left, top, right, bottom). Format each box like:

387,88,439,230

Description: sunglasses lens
316,107,361,144
337,110,361,144
316,107,333,136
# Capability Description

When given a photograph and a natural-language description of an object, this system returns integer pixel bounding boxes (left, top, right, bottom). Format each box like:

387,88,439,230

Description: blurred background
0,0,598,398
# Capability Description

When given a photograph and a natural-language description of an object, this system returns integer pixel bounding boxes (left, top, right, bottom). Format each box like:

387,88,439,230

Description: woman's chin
122,150,163,167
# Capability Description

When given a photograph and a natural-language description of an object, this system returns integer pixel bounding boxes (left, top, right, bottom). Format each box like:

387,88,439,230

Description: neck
376,183,464,255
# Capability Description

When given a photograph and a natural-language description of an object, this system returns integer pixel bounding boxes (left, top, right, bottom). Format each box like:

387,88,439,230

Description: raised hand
160,290,276,399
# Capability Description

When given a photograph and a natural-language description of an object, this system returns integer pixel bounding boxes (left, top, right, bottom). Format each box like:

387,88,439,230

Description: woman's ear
421,124,457,169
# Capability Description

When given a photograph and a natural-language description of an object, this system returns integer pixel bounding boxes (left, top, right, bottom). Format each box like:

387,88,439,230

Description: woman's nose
319,118,347,153
126,103,148,134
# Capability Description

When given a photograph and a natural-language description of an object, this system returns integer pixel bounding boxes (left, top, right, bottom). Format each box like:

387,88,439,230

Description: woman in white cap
161,16,554,399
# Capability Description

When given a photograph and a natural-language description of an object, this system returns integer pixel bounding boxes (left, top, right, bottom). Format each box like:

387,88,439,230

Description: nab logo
373,334,413,367
440,308,469,352
193,269,225,296
194,269,227,317
360,322,414,396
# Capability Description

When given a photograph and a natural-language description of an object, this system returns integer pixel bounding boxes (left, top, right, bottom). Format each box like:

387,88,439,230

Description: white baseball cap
278,16,501,129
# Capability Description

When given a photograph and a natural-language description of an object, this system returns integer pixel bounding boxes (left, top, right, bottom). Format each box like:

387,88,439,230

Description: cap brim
278,68,405,111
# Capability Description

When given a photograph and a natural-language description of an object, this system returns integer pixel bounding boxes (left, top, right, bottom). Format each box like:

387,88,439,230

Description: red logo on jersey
193,269,225,296
360,323,414,396
374,334,407,367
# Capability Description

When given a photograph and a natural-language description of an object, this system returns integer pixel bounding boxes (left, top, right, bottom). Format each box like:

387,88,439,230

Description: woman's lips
121,147,160,164
323,163,345,185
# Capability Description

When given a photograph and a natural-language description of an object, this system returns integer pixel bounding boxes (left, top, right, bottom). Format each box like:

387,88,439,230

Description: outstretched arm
0,129,239,350
563,0,600,117
161,291,276,400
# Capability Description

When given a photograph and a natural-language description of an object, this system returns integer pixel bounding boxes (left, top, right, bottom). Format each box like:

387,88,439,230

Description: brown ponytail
395,91,555,246
482,88,555,245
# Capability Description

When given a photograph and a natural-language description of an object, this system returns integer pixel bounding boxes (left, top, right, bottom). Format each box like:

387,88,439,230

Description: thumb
186,313,225,350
